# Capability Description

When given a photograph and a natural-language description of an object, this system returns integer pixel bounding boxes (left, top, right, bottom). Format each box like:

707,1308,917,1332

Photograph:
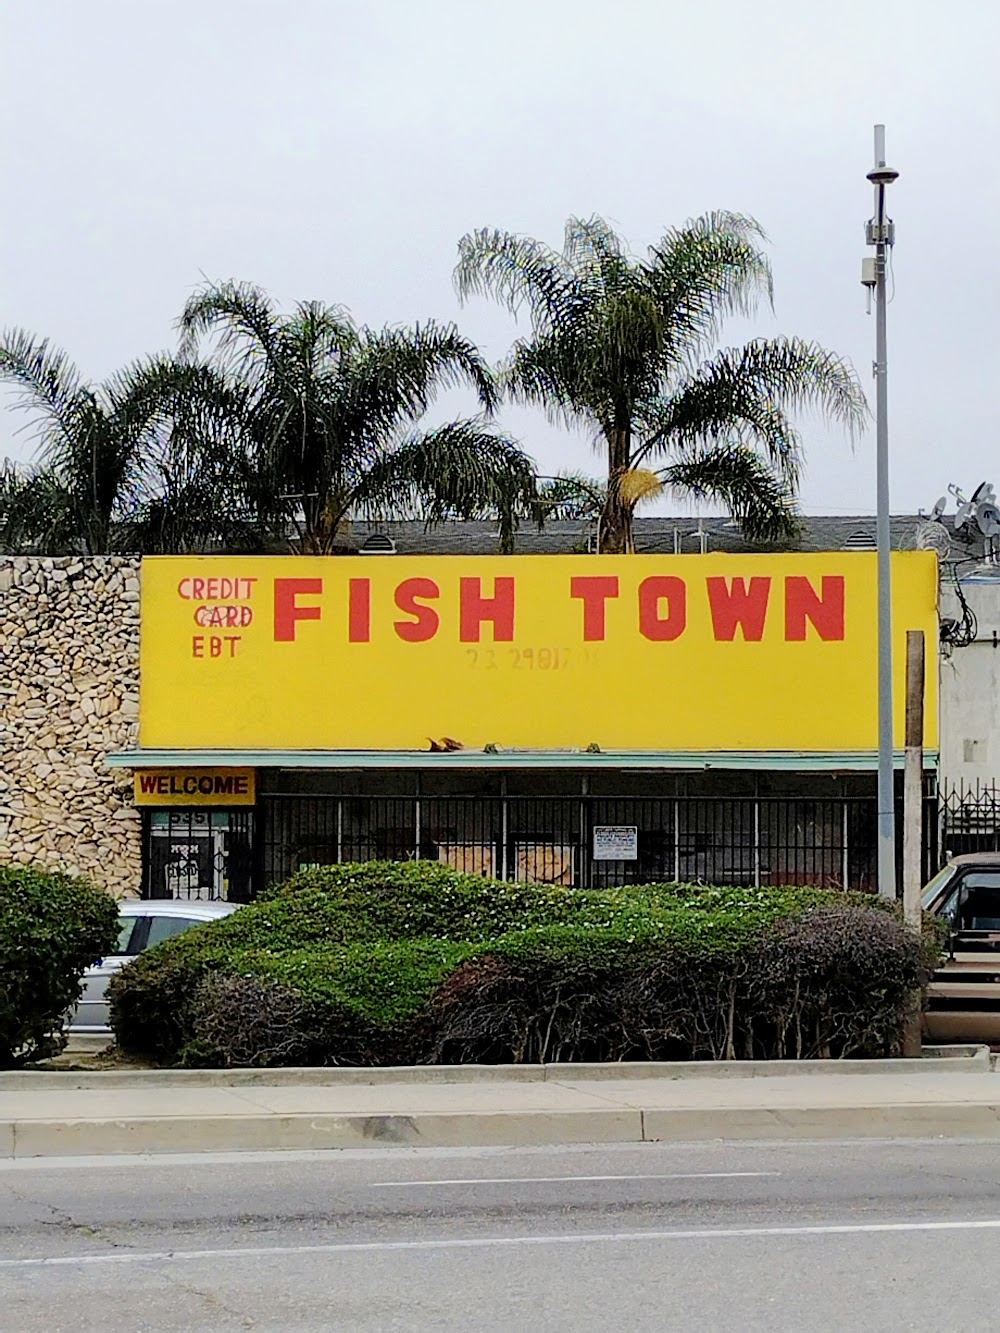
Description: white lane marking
371,1172,780,1187
5,1218,1000,1269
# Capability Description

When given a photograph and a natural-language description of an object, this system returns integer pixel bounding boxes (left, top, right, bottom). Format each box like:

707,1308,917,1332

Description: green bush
0,865,120,1067
109,861,927,1067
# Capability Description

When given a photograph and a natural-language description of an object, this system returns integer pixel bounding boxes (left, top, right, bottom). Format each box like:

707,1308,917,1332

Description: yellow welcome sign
139,552,938,753
133,769,256,806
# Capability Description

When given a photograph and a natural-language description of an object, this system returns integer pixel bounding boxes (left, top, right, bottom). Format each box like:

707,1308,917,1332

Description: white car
70,899,240,1034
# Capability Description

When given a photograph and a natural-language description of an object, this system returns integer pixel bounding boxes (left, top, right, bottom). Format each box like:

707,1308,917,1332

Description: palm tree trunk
599,428,635,554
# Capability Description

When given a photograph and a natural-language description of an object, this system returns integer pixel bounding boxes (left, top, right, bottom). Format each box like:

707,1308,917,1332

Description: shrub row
0,865,119,1067
109,862,930,1067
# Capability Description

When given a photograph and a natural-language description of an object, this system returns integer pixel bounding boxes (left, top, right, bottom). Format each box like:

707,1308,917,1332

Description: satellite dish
955,498,976,530
929,496,947,522
976,504,1000,537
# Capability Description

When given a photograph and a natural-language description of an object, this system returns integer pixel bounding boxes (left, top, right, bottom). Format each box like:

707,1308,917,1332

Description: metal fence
142,809,255,901
140,791,948,901
260,794,891,893
939,780,1000,858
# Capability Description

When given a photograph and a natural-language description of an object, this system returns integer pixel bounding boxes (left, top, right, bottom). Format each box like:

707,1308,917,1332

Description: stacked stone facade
0,557,142,896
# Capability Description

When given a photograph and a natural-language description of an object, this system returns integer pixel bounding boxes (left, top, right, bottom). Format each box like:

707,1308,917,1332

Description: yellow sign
134,768,256,806
139,553,939,752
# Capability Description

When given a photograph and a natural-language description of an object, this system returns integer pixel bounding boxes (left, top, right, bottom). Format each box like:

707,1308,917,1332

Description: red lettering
460,577,515,642
192,636,204,657
570,576,619,641
210,636,223,657
394,578,440,642
234,777,248,794
638,576,687,641
138,774,158,794
784,576,845,641
224,636,241,657
181,576,257,600
156,777,169,794
706,577,771,641
196,605,253,628
349,578,371,642
274,577,323,641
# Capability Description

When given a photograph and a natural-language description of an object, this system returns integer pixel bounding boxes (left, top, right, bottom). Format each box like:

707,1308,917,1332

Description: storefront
110,551,940,899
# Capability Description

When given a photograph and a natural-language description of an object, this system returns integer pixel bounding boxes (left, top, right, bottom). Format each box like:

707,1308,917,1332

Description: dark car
922,853,1000,1043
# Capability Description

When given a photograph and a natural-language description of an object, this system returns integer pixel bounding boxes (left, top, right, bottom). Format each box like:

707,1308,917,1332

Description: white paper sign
593,826,638,860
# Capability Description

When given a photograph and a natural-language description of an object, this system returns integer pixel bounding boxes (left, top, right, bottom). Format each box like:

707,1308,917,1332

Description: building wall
939,571,1000,791
0,556,142,896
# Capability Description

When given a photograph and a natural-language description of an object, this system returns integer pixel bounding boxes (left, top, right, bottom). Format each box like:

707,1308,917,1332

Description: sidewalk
3,1054,1000,1157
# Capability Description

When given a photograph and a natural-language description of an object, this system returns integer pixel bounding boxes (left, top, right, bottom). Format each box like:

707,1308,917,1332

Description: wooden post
902,629,925,1057
903,630,925,927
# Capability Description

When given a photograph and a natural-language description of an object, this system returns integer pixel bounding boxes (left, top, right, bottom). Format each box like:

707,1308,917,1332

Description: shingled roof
348,514,979,559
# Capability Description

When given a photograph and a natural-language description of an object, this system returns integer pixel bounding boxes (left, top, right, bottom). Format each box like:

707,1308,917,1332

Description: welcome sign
139,552,938,752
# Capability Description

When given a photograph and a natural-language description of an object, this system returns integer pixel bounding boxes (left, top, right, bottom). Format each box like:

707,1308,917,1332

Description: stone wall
0,556,142,896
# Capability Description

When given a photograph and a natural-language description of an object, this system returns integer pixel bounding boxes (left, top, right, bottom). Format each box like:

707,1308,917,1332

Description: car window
951,872,1000,931
922,865,956,911
114,916,142,955
144,916,207,948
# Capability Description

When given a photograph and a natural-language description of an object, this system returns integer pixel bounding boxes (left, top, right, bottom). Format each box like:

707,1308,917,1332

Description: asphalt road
3,1139,1000,1331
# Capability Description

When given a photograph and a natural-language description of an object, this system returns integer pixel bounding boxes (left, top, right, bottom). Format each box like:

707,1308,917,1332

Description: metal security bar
259,794,895,895
142,809,255,901
939,780,1000,858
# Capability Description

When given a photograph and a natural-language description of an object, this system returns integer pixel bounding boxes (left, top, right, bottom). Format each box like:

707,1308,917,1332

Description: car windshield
922,864,957,910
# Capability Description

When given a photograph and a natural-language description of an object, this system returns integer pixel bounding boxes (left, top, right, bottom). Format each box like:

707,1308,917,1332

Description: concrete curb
6,1100,1000,1158
6,1046,990,1091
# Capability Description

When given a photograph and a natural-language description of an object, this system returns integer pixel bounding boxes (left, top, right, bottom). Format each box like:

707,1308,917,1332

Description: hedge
0,865,120,1067
109,861,930,1067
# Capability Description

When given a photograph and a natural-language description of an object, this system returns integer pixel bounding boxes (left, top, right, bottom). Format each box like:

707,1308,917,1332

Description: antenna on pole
863,124,899,900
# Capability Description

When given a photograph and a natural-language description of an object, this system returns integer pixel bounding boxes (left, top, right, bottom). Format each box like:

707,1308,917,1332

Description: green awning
107,748,936,772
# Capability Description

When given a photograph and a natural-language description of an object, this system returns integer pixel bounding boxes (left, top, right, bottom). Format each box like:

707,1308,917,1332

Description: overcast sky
2,0,997,518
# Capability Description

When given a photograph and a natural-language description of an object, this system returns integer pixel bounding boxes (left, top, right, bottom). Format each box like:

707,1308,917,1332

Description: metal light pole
865,125,899,899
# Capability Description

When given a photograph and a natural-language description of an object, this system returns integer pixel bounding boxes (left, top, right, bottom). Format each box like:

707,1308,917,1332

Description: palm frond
660,446,800,542
644,336,867,467
634,382,802,486
358,420,538,553
177,280,283,374
503,334,591,428
454,228,576,328
535,471,606,521
0,464,81,554
645,212,773,360
342,321,500,436
562,215,632,299
0,328,86,455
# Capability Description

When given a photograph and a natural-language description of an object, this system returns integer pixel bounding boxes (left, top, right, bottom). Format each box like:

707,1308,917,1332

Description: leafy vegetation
0,865,119,1067
176,281,538,553
456,213,867,552
0,334,245,555
109,862,925,1067
2,210,866,555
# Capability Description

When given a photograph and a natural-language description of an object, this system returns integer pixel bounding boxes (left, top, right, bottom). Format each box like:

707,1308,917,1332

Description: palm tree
0,330,242,554
177,282,539,554
455,213,868,553
535,472,606,522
